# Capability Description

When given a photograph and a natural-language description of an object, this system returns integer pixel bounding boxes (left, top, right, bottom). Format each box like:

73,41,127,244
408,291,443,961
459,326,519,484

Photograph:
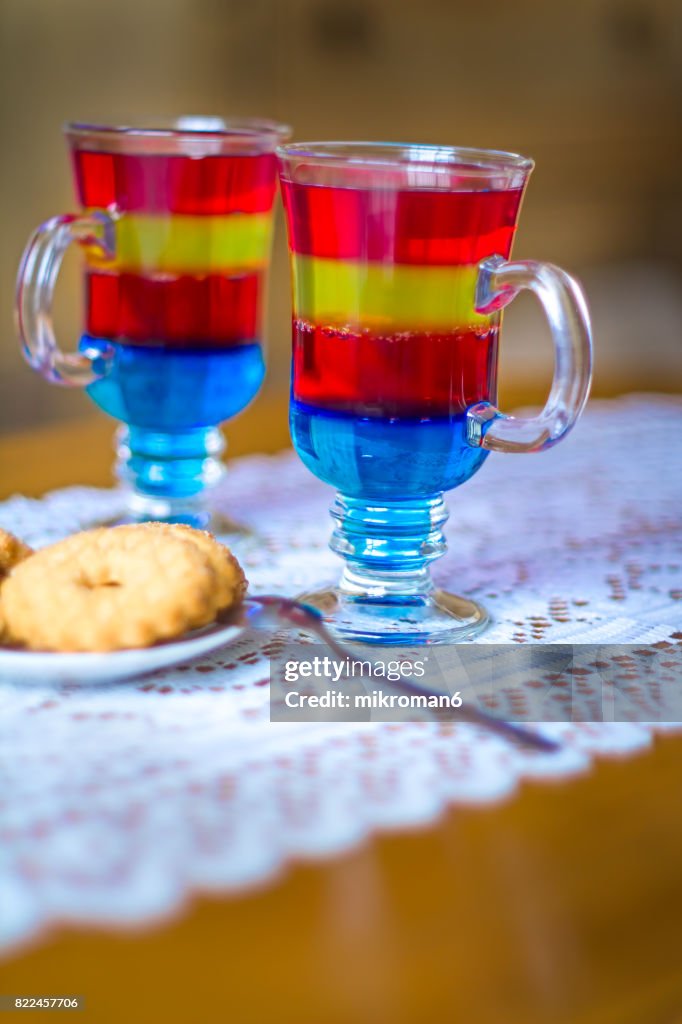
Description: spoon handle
242,596,559,754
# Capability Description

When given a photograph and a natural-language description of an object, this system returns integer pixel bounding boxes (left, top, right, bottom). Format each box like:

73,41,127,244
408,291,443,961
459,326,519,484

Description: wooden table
2,413,682,1024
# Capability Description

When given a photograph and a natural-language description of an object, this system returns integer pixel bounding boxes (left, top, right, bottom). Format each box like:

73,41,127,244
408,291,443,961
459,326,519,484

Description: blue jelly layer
290,401,489,499
81,336,265,430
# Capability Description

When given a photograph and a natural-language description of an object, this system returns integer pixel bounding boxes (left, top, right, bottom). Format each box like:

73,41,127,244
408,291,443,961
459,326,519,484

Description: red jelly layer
280,181,523,265
86,271,262,346
72,150,278,215
292,318,497,419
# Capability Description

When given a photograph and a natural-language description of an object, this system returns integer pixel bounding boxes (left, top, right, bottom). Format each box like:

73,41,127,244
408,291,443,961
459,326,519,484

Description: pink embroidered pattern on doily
0,395,681,953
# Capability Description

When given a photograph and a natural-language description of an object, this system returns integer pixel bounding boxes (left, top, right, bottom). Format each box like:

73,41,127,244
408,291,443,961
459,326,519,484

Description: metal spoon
231,596,560,754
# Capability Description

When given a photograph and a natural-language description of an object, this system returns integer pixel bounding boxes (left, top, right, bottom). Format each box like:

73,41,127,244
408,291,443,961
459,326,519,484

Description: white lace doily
1,395,681,953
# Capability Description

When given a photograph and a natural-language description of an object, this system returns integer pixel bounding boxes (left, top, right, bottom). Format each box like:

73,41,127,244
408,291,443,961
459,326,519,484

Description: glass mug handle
467,254,593,452
15,211,116,386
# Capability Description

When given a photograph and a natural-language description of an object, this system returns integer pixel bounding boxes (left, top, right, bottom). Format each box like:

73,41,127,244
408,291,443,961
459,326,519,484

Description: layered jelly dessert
281,174,524,498
72,146,277,429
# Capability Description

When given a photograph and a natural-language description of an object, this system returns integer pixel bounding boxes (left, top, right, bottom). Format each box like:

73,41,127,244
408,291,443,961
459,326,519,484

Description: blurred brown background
1,0,681,441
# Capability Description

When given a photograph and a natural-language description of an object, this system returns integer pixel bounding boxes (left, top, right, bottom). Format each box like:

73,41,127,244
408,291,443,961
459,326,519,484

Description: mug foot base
297,586,489,646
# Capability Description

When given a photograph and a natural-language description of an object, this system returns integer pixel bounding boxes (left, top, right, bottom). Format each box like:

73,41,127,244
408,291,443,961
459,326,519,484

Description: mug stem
299,493,488,645
331,492,447,583
115,425,225,529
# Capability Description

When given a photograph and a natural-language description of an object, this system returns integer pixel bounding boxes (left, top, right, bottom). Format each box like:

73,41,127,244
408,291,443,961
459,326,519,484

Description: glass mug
16,117,290,527
278,142,592,644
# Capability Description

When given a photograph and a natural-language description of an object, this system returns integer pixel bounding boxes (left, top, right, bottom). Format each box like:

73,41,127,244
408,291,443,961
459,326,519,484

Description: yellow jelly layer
291,255,491,331
87,211,274,273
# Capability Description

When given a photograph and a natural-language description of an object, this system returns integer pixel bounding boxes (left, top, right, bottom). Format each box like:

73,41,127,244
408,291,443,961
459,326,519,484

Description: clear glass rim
65,116,291,154
277,141,534,177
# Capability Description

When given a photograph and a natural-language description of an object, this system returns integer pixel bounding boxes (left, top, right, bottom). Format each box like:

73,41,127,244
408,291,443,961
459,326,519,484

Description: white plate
0,618,247,686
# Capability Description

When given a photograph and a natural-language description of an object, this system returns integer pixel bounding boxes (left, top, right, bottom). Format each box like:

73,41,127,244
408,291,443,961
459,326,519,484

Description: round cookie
143,523,247,612
2,525,221,652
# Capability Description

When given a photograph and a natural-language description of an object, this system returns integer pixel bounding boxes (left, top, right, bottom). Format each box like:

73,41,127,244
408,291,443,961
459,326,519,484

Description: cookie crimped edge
0,528,34,645
142,523,247,612
0,528,33,579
